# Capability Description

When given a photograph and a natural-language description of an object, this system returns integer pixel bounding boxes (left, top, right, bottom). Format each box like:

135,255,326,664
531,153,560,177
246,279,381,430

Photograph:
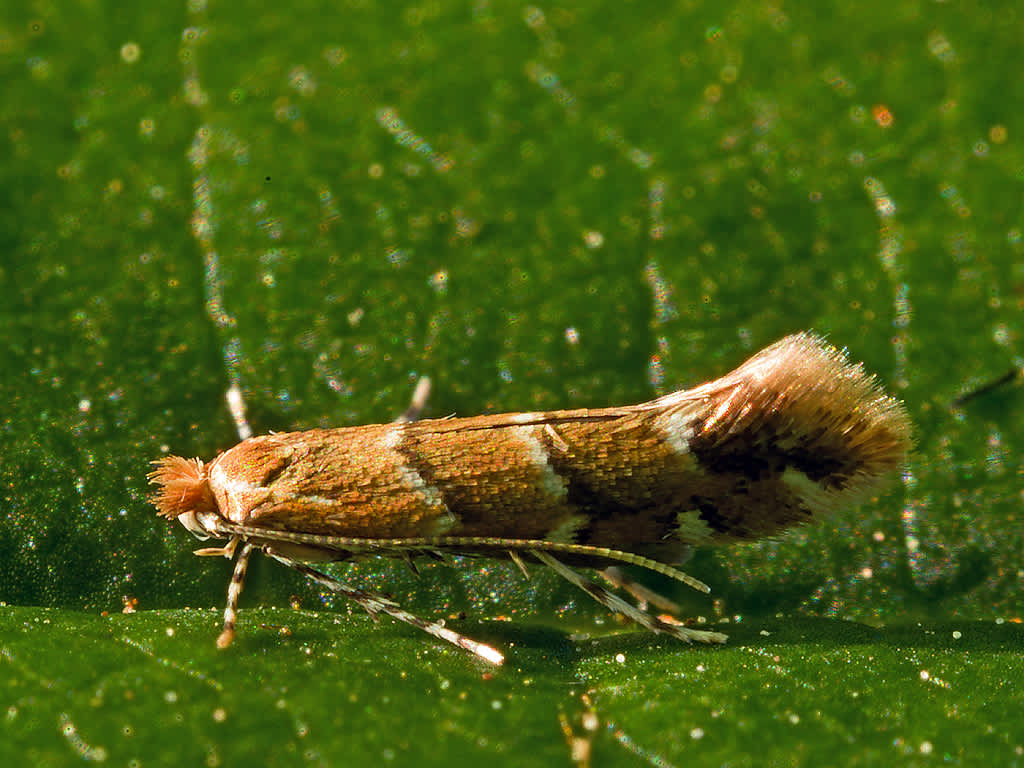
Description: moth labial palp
149,333,913,664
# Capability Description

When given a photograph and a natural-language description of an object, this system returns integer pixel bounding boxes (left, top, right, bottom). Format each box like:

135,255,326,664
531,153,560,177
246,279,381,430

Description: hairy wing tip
148,455,207,519
783,334,912,476
687,332,912,489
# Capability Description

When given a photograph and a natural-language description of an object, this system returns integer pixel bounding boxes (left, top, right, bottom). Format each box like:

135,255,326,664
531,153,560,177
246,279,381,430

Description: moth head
148,455,219,538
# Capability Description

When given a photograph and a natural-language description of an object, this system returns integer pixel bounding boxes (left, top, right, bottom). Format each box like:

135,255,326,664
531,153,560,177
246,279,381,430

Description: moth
150,333,912,664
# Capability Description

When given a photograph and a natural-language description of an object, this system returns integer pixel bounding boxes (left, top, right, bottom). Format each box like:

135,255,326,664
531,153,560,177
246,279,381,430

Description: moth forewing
150,332,912,663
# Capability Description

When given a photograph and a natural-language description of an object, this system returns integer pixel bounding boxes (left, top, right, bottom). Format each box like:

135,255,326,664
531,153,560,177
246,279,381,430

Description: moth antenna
148,456,211,519
211,523,712,594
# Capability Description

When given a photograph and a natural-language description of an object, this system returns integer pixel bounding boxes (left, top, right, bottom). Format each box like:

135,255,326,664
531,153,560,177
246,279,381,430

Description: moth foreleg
532,552,727,646
216,541,254,649
264,548,505,665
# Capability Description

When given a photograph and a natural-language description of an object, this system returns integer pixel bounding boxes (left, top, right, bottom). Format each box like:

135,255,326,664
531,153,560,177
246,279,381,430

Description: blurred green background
3,0,1023,765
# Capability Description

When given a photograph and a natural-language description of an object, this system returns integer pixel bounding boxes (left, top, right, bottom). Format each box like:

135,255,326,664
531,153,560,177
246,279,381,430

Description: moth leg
508,550,531,579
225,382,253,441
532,552,727,645
264,548,505,665
216,541,254,649
401,551,421,576
600,566,680,614
395,376,432,423
543,423,569,452
194,535,239,559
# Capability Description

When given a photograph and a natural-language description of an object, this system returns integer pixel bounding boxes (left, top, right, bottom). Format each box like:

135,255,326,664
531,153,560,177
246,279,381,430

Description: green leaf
4,608,1022,765
3,0,1023,764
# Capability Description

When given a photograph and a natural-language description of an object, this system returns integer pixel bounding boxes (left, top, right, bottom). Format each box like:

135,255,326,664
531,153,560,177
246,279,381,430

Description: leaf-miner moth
150,333,911,664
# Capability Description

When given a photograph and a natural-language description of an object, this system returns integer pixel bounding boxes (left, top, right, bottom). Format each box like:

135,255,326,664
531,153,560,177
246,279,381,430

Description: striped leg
216,542,254,649
532,552,727,645
264,548,505,665
395,376,432,423
600,566,681,614
225,382,253,440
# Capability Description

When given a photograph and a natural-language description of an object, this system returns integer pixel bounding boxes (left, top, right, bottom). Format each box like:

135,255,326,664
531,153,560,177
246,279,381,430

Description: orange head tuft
148,456,213,519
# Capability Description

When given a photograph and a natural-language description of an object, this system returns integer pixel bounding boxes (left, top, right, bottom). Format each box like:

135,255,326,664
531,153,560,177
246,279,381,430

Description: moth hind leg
264,547,505,665
600,566,680,614
533,552,727,645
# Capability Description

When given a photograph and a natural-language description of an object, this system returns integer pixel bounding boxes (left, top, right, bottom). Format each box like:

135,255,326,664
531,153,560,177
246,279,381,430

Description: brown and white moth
150,333,912,664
